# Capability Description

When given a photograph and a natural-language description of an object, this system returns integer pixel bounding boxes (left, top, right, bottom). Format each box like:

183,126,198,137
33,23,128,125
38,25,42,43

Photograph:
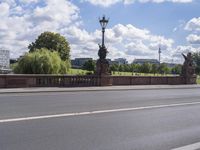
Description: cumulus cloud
0,0,182,63
186,34,200,44
81,0,121,7
0,2,10,17
19,0,38,3
0,0,80,58
184,17,200,49
62,23,174,62
168,45,200,63
82,0,193,7
185,17,200,31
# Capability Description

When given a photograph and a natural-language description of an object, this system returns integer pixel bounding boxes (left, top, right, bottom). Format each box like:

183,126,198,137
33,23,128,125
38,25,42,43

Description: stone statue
98,44,108,59
181,52,195,77
96,44,110,75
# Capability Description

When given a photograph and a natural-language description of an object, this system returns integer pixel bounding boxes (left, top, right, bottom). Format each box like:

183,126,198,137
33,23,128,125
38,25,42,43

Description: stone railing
0,74,196,88
112,76,186,85
0,74,99,88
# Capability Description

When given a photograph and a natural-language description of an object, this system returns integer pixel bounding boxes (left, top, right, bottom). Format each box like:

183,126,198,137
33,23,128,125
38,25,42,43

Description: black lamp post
99,15,109,47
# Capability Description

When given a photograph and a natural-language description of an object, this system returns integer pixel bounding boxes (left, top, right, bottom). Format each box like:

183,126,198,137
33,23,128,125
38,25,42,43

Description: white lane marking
172,142,200,150
1,101,200,123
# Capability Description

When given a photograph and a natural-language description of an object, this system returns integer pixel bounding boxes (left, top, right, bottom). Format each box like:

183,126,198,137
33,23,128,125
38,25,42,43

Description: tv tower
158,44,161,64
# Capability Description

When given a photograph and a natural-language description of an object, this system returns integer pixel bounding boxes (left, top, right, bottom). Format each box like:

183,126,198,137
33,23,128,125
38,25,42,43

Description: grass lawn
69,69,175,76
111,71,175,76
68,69,200,84
197,76,200,84
68,68,93,75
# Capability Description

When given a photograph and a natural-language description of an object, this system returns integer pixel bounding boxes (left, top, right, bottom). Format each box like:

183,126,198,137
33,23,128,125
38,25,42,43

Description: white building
0,50,10,69
132,59,159,65
114,58,128,65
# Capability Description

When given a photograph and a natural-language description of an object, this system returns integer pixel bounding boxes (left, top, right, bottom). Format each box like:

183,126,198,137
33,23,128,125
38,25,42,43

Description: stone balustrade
0,74,196,88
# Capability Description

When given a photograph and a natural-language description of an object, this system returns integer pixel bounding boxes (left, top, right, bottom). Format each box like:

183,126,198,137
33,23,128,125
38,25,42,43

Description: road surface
1,87,200,150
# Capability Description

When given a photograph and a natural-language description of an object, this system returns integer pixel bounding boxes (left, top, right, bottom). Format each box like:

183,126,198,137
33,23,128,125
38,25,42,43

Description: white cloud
0,0,80,58
186,34,200,44
124,0,135,4
82,0,193,7
0,0,16,6
62,23,174,62
0,0,185,64
137,0,193,3
184,17,200,55
19,0,38,4
185,17,200,31
0,0,175,63
81,0,121,7
0,2,10,17
170,45,200,63
125,41,152,56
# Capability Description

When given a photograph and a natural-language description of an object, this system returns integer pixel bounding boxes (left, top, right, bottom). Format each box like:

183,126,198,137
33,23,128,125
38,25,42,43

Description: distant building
71,58,93,68
0,50,11,74
106,59,112,65
0,50,10,69
163,63,177,68
114,58,128,65
132,59,159,65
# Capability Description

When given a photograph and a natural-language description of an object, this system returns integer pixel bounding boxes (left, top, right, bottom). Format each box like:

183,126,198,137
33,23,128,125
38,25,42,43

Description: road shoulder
0,85,200,94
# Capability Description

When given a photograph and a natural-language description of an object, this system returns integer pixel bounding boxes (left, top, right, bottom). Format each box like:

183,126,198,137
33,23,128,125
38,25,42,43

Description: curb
0,85,200,94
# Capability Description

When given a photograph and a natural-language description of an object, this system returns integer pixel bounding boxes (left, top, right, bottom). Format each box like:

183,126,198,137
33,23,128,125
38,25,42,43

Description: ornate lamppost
96,15,110,75
100,15,108,47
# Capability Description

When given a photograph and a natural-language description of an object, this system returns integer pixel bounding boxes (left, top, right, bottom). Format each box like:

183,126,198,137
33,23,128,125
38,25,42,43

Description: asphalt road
1,88,200,150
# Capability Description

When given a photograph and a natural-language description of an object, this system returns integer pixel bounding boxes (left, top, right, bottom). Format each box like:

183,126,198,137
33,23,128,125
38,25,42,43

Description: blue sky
75,1,199,44
1,0,200,63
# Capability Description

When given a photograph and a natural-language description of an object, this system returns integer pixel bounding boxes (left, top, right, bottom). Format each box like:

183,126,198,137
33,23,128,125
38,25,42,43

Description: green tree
28,32,70,61
171,64,182,75
192,52,200,74
82,60,95,71
151,64,158,75
159,63,170,74
110,64,119,72
139,63,151,73
124,64,131,72
14,48,69,74
118,64,124,72
133,64,140,73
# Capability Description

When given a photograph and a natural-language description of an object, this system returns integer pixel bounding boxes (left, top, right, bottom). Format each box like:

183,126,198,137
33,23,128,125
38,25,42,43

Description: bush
14,48,69,74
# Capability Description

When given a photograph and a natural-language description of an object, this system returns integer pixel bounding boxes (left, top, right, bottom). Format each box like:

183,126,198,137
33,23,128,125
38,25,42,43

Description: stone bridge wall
0,74,196,88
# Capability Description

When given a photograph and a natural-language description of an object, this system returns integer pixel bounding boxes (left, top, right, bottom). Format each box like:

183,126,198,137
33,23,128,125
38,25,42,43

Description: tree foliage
171,64,182,75
159,63,171,74
192,52,200,74
82,60,95,71
110,63,180,75
28,32,70,61
139,63,152,73
151,64,159,74
14,48,69,74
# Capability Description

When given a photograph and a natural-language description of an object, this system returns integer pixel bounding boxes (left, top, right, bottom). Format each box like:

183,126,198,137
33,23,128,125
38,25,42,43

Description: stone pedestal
95,40,112,86
184,75,197,84
97,75,113,86
96,59,112,86
96,59,110,76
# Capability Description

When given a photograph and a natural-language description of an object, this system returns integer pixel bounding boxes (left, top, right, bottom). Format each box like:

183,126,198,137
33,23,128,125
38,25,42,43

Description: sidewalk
0,85,200,94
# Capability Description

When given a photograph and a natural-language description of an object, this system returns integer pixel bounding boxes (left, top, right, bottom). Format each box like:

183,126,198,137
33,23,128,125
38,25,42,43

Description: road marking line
1,101,200,123
172,142,200,150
